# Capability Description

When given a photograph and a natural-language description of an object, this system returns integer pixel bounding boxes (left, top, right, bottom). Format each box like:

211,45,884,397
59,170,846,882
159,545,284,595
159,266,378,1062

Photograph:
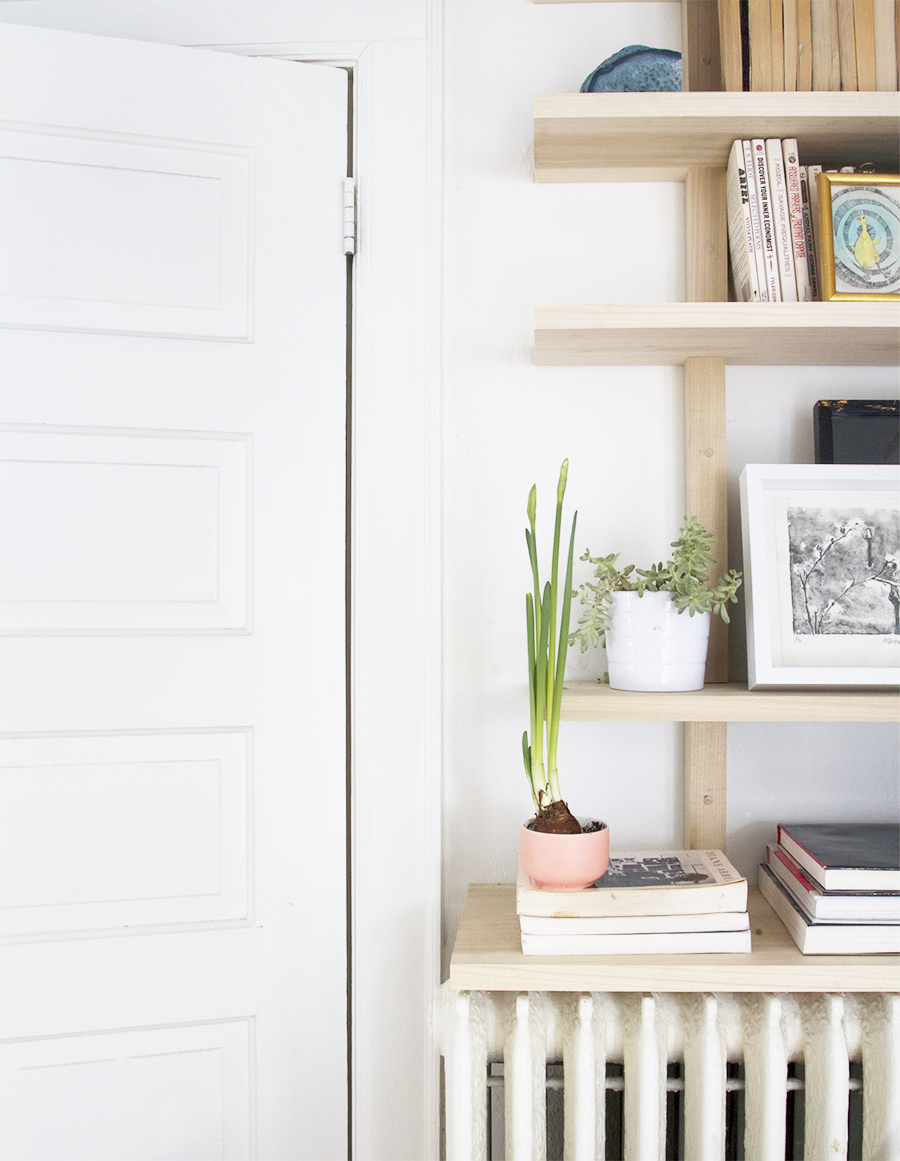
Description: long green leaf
548,510,577,782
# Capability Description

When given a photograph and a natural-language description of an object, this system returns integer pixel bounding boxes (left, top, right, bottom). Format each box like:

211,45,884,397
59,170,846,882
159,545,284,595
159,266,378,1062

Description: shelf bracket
684,721,727,851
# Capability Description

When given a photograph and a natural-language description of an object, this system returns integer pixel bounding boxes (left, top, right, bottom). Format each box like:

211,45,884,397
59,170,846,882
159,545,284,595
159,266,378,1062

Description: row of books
516,850,750,955
758,821,900,954
726,137,845,303
718,0,900,92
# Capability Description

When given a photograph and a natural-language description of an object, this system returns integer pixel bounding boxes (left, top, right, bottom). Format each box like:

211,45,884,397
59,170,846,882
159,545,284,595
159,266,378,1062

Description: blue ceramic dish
580,45,682,93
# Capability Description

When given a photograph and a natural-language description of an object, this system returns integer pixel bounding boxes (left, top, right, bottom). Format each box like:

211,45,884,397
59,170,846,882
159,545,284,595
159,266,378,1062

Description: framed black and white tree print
740,464,900,688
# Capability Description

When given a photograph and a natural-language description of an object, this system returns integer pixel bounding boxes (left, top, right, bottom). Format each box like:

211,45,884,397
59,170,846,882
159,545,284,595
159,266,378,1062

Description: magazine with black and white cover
516,850,748,918
726,140,761,302
750,139,781,301
781,139,812,301
765,138,797,301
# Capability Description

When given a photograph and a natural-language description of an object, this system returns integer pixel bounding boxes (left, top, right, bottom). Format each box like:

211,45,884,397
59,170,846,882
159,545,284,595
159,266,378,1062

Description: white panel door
0,23,348,1161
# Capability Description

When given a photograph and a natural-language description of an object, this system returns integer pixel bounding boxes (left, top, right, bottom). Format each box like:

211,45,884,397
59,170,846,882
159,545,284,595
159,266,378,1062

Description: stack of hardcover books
516,850,750,956
758,822,900,954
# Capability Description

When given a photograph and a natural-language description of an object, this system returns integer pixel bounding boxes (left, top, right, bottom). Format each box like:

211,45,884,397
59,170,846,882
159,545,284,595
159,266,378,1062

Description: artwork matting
739,464,900,688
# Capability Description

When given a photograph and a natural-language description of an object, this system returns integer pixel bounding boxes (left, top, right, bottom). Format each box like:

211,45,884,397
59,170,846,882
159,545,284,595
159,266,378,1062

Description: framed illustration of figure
740,464,900,688
817,173,900,300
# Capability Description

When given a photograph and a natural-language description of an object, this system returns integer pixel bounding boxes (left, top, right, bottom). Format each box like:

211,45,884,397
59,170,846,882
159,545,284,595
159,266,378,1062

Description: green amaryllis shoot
522,460,577,818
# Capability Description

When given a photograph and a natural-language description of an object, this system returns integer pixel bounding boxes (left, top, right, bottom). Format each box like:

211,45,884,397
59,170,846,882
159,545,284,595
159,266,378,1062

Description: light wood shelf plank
560,681,900,721
534,92,900,181
449,884,900,992
534,302,900,365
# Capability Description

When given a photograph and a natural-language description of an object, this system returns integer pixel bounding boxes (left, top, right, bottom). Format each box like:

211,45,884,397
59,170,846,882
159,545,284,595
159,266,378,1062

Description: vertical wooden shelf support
684,166,729,684
684,721,728,850
683,165,730,844
680,0,724,92
685,167,728,302
684,355,729,682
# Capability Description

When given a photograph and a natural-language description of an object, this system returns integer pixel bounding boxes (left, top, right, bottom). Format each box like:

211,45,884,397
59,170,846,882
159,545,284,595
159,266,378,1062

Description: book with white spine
782,139,812,300
743,139,770,300
726,140,761,302
759,863,900,954
750,139,782,300
521,926,752,956
765,138,798,300
520,908,752,935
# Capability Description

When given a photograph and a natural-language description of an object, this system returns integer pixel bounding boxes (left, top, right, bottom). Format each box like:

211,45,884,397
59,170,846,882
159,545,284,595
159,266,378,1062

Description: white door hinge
342,176,356,255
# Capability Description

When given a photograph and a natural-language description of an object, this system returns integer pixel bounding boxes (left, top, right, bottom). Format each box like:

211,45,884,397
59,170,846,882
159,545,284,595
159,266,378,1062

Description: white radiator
433,985,900,1160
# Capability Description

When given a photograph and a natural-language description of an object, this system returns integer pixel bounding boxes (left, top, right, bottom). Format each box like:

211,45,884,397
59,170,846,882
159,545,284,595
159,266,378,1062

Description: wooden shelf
534,302,900,366
560,681,900,722
534,92,900,182
450,884,899,992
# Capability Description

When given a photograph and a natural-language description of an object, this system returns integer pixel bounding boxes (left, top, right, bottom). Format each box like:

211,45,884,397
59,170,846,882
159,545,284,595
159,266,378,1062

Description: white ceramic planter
606,591,710,691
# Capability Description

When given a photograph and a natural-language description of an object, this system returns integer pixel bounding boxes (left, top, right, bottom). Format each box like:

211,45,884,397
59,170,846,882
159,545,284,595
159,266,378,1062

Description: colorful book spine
765,138,798,301
798,165,821,300
782,139,812,300
806,163,824,279
751,139,782,300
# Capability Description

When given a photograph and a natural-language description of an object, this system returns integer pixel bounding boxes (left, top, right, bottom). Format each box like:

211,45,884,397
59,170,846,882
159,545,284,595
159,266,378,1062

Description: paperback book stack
725,137,877,304
717,0,900,92
758,822,900,954
516,850,750,956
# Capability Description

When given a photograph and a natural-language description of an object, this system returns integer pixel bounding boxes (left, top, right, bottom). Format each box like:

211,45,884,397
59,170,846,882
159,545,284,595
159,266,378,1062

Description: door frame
0,7,443,1158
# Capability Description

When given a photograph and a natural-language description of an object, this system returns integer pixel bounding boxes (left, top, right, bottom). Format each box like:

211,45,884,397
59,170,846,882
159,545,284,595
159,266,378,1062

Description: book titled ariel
516,850,747,918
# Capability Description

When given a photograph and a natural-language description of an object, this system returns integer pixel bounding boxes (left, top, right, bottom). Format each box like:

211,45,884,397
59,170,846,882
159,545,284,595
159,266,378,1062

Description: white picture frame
739,464,900,689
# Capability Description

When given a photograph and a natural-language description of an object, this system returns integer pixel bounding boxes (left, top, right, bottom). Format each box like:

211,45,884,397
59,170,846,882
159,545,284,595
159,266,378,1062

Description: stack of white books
516,850,750,956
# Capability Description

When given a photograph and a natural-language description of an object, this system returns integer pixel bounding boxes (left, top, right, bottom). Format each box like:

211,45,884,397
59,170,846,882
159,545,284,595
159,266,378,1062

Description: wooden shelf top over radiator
449,885,900,993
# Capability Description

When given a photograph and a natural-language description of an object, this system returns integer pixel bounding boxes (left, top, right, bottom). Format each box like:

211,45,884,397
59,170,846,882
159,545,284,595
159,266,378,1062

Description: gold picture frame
817,173,900,301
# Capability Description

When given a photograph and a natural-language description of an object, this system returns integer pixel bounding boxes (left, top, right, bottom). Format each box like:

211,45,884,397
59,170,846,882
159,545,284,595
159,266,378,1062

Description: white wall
441,0,900,966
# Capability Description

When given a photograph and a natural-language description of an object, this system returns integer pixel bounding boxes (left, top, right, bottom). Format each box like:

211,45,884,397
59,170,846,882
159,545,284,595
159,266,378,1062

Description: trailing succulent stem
571,515,742,652
523,461,579,832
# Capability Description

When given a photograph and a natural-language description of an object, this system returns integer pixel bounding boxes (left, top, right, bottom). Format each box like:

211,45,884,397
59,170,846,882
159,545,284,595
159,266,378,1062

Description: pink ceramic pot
520,820,609,889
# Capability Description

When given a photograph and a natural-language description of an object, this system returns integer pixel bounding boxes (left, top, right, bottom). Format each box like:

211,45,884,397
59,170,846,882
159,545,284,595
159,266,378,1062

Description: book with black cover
777,822,900,891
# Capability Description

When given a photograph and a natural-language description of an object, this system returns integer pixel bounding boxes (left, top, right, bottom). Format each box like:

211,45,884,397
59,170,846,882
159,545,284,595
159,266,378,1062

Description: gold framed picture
817,173,900,300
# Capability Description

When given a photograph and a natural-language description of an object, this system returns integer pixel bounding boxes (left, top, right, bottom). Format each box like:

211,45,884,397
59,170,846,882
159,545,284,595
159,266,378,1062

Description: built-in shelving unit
450,885,900,992
447,83,899,998
560,681,900,722
528,88,899,900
